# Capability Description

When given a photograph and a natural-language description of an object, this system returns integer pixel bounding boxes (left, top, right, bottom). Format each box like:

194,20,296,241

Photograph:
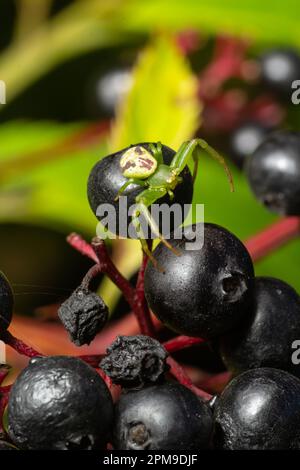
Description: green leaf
0,121,107,233
122,0,300,48
110,35,200,151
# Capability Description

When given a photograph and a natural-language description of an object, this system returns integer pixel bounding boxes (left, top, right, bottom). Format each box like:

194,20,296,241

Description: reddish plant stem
134,247,156,337
245,217,300,262
0,390,9,437
1,331,43,358
198,371,232,394
98,367,113,390
167,357,212,401
92,237,136,302
68,234,155,335
200,36,249,99
79,354,104,368
67,233,99,263
81,263,102,290
92,238,155,337
0,385,11,394
0,365,11,386
164,336,205,353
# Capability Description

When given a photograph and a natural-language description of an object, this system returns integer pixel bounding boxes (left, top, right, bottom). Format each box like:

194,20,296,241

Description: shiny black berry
0,271,13,331
220,277,300,376
214,368,300,449
87,143,193,236
246,131,300,215
113,383,213,450
144,223,254,339
58,287,108,346
100,335,169,388
260,48,300,96
229,122,271,169
8,356,113,450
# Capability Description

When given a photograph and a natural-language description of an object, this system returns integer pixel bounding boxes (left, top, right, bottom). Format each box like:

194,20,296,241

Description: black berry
58,287,108,346
229,122,271,169
246,131,300,215
214,368,300,449
0,271,13,331
144,223,254,338
259,48,300,96
100,335,169,388
8,356,113,450
87,143,193,236
220,277,300,376
113,383,213,450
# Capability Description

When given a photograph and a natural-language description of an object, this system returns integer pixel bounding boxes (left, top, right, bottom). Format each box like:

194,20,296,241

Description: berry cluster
0,121,300,451
1,42,300,450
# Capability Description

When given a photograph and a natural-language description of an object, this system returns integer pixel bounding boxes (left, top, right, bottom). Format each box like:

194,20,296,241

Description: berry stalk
1,330,42,358
163,336,204,353
68,234,155,335
134,248,156,337
167,356,212,401
0,365,11,386
0,389,9,437
67,233,99,263
91,237,155,336
245,216,300,262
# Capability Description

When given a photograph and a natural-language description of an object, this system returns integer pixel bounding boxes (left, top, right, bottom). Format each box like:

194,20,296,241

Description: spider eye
120,146,158,179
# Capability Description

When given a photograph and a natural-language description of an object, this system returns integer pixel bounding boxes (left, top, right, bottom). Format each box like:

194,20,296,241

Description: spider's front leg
132,188,180,269
170,138,234,191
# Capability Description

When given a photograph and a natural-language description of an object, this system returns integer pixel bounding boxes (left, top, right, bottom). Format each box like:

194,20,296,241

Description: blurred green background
1,0,300,323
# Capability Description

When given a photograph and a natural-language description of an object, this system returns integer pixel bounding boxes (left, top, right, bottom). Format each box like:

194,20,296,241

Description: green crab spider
115,139,234,269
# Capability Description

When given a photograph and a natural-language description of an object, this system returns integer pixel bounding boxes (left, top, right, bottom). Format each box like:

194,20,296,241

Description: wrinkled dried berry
100,335,169,388
58,287,108,346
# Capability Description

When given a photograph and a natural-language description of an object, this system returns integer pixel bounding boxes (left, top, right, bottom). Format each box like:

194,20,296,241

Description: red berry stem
68,233,155,335
0,365,11,386
92,237,155,337
164,336,205,353
67,233,99,263
78,354,104,368
198,371,232,394
91,237,136,302
134,248,156,337
167,356,212,401
98,367,113,390
1,331,43,358
200,36,249,98
0,389,9,437
81,263,102,289
245,216,300,262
